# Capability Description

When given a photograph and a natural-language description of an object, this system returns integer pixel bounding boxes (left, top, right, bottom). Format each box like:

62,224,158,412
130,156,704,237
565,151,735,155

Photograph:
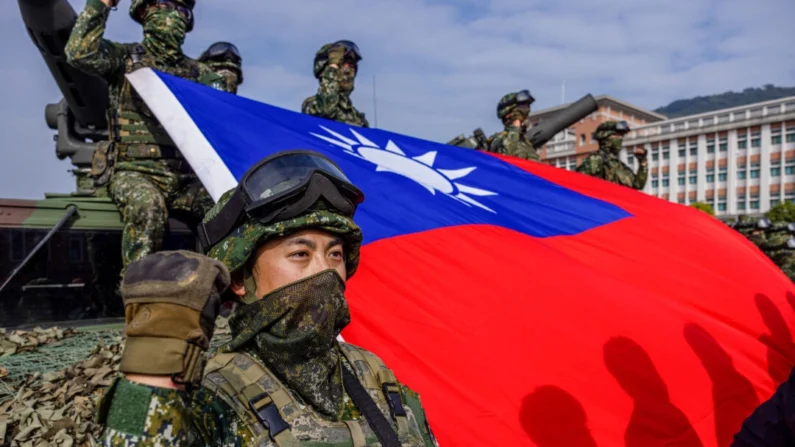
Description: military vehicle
0,0,197,329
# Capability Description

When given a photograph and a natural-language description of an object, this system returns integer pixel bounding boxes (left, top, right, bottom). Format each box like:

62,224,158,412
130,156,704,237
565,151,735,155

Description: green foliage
690,202,715,216
655,84,795,118
767,202,795,223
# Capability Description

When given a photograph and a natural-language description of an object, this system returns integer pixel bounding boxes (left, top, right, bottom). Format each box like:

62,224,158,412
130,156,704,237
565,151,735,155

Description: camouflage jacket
488,125,538,161
64,0,229,145
97,343,438,446
576,149,648,190
302,67,369,127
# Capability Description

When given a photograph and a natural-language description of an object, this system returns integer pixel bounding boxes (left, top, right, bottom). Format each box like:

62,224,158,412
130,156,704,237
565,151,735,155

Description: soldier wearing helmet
576,120,648,190
199,41,243,94
93,151,439,446
488,90,539,161
302,41,369,127
65,0,233,276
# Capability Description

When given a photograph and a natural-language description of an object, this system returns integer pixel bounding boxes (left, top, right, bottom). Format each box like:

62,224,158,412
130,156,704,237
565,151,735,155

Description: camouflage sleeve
196,62,233,93
65,0,126,79
633,159,648,190
503,126,539,161
576,154,603,176
400,384,439,447
313,66,345,119
97,378,193,446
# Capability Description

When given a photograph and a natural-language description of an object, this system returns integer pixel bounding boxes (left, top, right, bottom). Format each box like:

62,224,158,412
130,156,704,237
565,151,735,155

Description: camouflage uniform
489,92,538,161
65,0,229,272
95,193,438,446
576,121,648,190
302,42,369,127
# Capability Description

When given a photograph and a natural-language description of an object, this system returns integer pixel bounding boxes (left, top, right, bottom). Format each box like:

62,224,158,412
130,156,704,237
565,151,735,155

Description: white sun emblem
310,125,499,213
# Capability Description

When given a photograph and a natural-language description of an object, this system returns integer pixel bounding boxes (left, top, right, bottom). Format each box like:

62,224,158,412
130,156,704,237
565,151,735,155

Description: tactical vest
202,342,434,446
111,44,205,161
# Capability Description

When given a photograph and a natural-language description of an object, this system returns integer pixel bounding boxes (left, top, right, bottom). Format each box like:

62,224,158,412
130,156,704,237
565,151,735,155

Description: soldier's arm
97,378,193,446
505,126,539,161
632,159,648,190
65,0,126,79
400,384,440,447
196,62,233,93
576,154,602,176
313,66,345,119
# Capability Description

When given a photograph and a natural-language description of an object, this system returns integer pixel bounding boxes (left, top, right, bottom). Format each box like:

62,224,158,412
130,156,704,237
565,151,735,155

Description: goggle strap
199,189,246,252
266,176,355,223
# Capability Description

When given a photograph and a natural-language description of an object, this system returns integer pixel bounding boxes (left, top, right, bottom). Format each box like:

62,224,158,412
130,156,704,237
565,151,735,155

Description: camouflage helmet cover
203,189,363,278
130,0,196,32
593,120,631,141
496,91,533,122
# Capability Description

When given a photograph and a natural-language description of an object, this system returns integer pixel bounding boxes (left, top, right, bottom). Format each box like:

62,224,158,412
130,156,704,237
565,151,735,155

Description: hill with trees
654,84,795,118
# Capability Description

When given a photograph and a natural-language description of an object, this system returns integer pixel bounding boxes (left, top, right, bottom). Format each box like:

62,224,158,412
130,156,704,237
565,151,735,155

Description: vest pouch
91,140,116,187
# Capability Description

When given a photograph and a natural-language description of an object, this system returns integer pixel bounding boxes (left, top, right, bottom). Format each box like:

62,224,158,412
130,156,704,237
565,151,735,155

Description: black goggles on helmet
145,0,193,23
198,150,364,253
202,42,242,64
333,40,362,63
514,89,535,105
614,121,630,134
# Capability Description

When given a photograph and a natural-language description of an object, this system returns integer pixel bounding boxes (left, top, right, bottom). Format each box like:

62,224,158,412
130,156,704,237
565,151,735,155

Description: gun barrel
526,94,599,149
18,0,109,130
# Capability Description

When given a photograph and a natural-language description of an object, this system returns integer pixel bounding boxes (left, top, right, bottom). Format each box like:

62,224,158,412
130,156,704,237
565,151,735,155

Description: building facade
621,96,795,217
530,95,666,170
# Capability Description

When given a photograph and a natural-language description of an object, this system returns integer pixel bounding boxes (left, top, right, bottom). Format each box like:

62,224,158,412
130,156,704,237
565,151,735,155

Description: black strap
342,365,401,447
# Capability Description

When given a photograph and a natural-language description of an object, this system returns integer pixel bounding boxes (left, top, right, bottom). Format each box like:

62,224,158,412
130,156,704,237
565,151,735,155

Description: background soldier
302,40,369,127
65,0,231,275
576,120,648,190
95,151,438,446
489,90,539,161
199,41,243,94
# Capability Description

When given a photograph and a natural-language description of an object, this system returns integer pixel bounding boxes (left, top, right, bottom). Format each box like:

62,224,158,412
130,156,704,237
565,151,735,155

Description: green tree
690,202,715,216
767,202,795,223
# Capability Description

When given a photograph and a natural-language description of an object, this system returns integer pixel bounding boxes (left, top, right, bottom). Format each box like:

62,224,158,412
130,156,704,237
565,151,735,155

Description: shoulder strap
203,353,301,447
342,364,401,447
340,344,410,438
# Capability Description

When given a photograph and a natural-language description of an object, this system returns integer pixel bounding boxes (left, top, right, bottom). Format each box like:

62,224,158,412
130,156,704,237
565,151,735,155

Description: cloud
0,0,792,199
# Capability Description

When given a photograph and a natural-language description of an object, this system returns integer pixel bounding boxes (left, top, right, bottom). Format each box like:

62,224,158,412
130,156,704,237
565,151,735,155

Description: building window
771,167,781,176
786,132,795,143
786,166,795,175
706,174,715,183
652,180,659,188
662,179,669,187
677,197,685,204
772,199,781,207
652,153,659,161
750,169,760,179
737,201,746,210
738,140,748,149
707,144,715,153
718,202,727,211
663,151,670,160
689,175,697,184
719,143,728,152
750,200,760,210
772,135,783,145
751,133,761,148
678,177,685,185
689,147,698,156
718,173,727,181
678,149,686,157
738,171,747,180
580,134,586,146
772,159,781,166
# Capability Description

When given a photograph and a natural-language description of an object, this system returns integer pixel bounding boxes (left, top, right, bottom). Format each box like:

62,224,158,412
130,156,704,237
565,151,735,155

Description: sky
1,0,793,199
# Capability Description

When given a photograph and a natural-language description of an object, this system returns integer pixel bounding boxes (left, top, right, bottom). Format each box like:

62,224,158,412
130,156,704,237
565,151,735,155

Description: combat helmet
593,120,630,141
313,40,362,79
199,150,364,303
199,41,243,85
497,89,535,123
130,0,196,32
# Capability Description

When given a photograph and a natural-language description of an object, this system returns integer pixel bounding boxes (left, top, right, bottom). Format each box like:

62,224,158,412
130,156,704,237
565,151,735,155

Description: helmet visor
334,40,362,62
515,89,535,105
205,41,242,63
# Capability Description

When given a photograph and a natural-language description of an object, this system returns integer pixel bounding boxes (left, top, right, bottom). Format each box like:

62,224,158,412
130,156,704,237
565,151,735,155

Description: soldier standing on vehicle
576,120,648,190
489,90,539,161
199,41,243,94
95,150,438,446
302,40,369,127
65,0,232,275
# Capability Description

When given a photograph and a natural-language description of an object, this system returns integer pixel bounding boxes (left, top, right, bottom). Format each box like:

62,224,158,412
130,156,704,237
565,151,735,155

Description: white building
612,96,795,217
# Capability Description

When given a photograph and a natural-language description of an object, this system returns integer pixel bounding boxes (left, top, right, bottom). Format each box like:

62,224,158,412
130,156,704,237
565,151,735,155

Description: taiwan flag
128,68,795,447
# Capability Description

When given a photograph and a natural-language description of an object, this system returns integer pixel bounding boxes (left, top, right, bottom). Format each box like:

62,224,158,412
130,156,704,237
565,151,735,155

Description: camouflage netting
0,318,232,447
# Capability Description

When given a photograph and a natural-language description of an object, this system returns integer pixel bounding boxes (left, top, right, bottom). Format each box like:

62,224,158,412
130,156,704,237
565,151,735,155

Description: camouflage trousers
108,163,214,274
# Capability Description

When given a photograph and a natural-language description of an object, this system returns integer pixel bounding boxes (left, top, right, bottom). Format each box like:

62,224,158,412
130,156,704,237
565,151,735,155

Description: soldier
576,120,648,190
489,90,539,161
65,0,231,275
302,40,369,127
96,150,439,446
199,41,243,94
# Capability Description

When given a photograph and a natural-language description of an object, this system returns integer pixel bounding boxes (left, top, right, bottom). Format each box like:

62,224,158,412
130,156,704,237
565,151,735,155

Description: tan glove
327,44,347,66
118,250,230,386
